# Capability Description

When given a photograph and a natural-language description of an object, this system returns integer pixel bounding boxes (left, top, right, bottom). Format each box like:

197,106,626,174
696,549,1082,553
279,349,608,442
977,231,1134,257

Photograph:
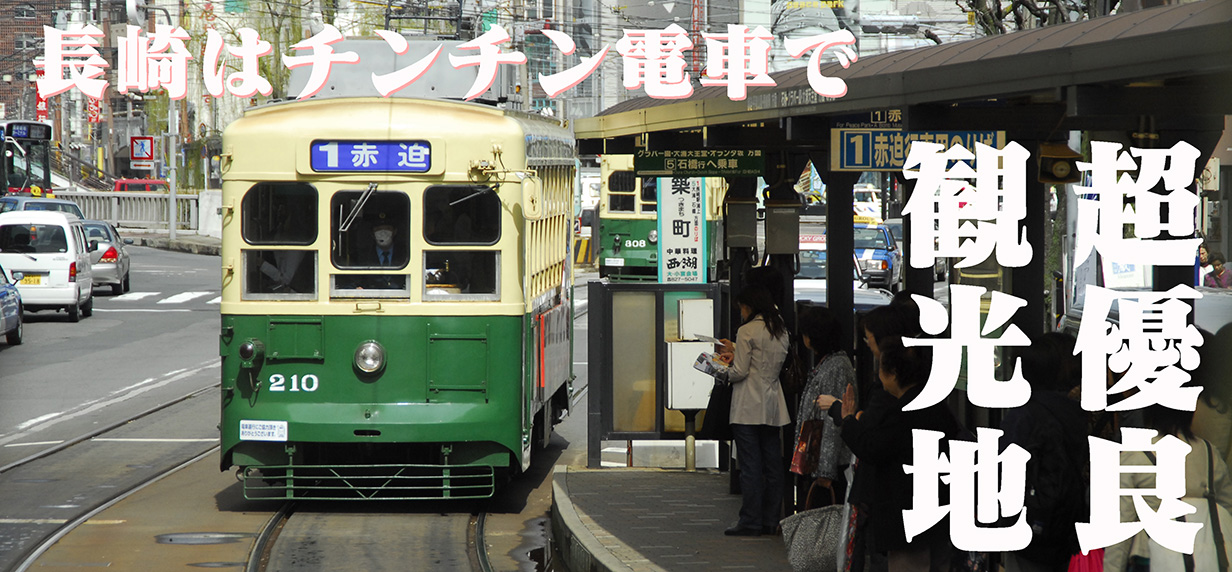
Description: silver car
83,221,132,295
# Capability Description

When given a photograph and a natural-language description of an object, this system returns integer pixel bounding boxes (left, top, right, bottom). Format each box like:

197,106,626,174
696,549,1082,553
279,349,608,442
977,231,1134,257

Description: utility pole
101,0,116,176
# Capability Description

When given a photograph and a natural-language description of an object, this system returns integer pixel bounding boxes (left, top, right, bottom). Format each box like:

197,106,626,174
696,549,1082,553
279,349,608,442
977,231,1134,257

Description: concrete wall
199,190,222,238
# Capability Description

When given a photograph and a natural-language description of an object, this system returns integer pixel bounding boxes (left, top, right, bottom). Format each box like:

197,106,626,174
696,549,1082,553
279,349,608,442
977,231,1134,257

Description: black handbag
697,380,733,441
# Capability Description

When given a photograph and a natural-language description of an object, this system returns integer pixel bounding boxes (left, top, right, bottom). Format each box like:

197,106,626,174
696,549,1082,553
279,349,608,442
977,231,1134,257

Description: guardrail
53,189,199,231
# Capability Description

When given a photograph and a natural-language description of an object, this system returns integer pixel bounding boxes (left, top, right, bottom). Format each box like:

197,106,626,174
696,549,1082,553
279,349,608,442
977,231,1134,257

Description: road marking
0,519,126,525
207,296,221,304
93,309,196,313
92,438,216,443
3,440,65,448
0,360,220,447
158,291,212,304
111,292,160,301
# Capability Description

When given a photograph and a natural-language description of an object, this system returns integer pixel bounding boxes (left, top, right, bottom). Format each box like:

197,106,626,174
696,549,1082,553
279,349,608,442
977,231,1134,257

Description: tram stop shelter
575,0,1232,357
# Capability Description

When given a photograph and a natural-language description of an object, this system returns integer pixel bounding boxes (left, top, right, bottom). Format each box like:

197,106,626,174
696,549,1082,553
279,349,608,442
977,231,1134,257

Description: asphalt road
0,245,221,469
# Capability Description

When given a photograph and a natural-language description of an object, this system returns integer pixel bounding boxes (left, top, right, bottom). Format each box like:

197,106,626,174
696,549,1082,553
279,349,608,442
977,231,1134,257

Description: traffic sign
131,136,154,161
131,160,154,170
830,129,1005,171
634,149,764,177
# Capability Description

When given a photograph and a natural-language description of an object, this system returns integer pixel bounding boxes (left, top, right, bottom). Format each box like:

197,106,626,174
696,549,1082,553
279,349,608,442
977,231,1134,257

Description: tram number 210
268,374,320,392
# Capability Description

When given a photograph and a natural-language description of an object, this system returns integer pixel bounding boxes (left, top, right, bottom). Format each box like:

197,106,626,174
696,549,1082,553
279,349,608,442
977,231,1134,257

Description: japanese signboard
86,98,101,123
310,140,431,173
634,149,764,177
832,129,1005,171
34,69,47,121
658,177,707,283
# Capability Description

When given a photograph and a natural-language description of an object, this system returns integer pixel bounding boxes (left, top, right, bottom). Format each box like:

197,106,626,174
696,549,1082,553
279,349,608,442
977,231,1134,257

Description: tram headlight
238,339,265,369
354,341,386,374
648,229,658,244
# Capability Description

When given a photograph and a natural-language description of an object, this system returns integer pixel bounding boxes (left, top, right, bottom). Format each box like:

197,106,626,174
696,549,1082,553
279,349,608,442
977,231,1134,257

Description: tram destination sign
634,150,764,177
310,140,431,173
831,130,1006,171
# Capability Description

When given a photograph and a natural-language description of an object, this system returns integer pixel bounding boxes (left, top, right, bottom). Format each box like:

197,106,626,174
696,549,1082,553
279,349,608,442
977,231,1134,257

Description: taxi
852,215,902,291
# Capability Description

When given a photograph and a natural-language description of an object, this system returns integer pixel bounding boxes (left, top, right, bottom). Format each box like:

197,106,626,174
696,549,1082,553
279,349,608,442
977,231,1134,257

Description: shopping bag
781,504,846,572
697,380,732,441
790,420,825,476
1066,548,1104,572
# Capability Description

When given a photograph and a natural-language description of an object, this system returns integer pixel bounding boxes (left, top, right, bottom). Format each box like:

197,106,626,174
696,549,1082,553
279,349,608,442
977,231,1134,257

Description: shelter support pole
896,173,934,299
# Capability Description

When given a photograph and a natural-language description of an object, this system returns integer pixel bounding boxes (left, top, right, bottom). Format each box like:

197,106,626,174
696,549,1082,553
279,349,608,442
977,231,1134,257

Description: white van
0,211,94,321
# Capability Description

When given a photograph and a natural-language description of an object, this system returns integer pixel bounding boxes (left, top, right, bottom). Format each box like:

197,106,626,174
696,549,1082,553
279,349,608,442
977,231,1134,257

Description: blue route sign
310,140,431,173
830,130,1005,171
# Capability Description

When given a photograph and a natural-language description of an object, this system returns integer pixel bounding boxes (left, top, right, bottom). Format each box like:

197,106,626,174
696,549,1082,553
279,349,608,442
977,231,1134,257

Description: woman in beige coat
718,285,791,536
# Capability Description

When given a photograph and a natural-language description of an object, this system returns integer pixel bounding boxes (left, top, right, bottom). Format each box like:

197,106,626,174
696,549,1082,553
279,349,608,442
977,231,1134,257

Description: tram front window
241,182,318,299
422,185,500,300
608,171,635,213
331,190,410,295
639,177,657,213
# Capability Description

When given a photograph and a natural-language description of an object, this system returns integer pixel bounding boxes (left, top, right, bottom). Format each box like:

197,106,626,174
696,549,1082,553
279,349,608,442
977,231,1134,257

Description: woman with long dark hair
718,285,791,536
795,306,855,501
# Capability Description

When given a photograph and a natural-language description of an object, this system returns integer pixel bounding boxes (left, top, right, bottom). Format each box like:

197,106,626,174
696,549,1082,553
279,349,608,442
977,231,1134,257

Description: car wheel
83,295,93,318
67,301,80,322
112,280,124,295
6,307,22,345
123,273,131,293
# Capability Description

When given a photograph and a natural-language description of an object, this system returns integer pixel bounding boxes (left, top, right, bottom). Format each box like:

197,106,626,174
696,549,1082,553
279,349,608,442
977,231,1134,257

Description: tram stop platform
552,466,791,572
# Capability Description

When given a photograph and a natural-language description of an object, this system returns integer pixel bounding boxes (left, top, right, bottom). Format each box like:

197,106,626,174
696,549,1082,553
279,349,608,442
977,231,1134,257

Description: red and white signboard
35,69,47,121
87,98,101,123
131,136,154,160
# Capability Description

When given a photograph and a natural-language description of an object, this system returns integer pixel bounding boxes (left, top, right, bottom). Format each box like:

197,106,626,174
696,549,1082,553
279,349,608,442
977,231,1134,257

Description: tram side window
639,177,657,213
423,185,500,245
244,250,318,299
424,251,498,299
608,171,636,213
242,183,317,245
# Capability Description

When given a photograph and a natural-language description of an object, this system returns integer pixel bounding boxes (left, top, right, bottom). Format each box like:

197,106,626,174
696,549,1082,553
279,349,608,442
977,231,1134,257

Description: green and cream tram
218,97,575,499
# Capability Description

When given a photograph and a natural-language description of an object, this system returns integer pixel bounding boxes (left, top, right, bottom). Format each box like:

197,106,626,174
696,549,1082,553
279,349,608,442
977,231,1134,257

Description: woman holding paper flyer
718,285,792,536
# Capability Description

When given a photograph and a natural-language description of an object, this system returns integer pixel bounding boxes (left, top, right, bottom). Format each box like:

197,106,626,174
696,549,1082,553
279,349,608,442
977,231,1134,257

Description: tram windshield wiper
449,185,495,207
339,182,378,232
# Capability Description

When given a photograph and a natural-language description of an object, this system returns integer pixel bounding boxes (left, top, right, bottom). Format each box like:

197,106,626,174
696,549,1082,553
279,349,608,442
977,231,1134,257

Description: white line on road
0,360,220,447
93,309,196,313
110,292,160,301
157,291,213,304
0,519,125,525
3,440,65,448
92,438,216,443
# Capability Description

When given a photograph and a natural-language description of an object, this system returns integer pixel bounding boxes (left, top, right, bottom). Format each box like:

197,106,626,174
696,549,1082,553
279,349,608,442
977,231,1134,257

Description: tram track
251,501,496,572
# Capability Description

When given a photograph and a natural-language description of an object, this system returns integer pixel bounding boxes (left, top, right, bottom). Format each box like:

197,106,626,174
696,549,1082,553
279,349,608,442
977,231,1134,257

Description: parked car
794,233,894,311
0,211,94,322
884,217,947,281
83,220,133,294
0,196,86,219
0,262,22,345
114,178,170,193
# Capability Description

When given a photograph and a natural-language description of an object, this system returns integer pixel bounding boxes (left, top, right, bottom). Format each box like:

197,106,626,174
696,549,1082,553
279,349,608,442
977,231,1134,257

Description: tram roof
575,0,1232,150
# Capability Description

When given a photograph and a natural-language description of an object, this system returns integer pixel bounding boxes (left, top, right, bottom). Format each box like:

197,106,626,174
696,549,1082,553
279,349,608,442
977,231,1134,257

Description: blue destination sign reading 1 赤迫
831,130,1006,171
311,140,431,172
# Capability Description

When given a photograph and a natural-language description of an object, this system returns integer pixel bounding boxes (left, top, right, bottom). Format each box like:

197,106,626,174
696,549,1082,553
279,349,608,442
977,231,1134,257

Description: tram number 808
269,374,320,392
624,239,647,248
